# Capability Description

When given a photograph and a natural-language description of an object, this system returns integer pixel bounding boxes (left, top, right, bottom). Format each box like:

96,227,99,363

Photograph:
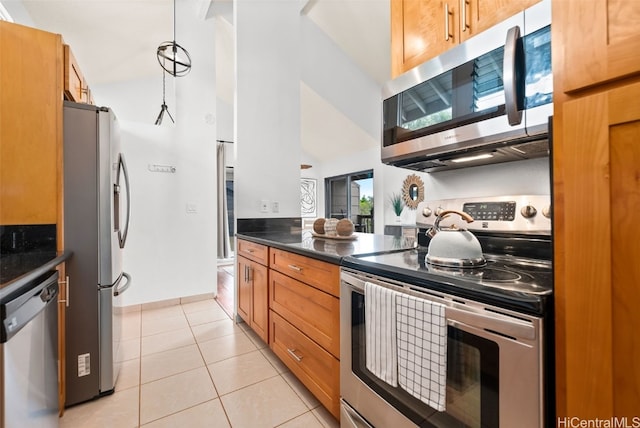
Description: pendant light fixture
155,0,192,125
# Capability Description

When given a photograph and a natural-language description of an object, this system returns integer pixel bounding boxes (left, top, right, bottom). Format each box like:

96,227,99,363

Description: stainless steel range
340,195,554,428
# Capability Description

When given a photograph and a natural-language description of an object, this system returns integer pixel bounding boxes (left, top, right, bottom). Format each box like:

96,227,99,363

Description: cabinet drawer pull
287,264,303,272
244,248,255,253
287,348,303,362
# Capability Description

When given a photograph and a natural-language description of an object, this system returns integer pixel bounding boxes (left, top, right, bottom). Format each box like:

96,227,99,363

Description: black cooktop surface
342,248,553,315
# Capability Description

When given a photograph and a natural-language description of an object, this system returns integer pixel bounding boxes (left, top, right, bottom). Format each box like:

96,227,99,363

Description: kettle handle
434,210,474,232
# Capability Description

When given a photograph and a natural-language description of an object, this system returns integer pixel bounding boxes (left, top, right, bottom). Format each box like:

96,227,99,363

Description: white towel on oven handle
396,292,447,412
364,281,398,387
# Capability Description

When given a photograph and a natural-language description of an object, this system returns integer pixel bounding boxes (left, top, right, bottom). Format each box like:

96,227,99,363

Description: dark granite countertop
1,250,72,299
237,231,416,264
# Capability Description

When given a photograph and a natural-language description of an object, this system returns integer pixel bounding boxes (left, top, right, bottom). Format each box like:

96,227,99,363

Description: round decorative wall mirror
401,174,425,209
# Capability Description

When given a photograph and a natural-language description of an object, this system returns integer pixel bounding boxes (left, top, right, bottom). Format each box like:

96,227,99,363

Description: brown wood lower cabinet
268,248,341,420
270,311,340,418
555,79,640,417
236,255,269,343
269,269,339,358
236,241,341,419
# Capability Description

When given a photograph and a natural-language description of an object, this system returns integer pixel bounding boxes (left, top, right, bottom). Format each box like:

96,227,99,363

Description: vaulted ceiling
18,0,390,86
11,0,390,162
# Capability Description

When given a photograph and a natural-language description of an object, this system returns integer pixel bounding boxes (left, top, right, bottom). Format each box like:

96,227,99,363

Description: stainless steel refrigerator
63,101,131,406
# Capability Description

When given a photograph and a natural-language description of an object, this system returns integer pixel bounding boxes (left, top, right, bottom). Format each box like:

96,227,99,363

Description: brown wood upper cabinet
391,0,540,77
0,21,63,226
554,0,640,93
64,44,93,104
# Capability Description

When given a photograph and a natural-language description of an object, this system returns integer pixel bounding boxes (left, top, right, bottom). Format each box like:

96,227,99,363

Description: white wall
381,157,551,225
234,1,302,219
297,12,552,232
314,149,551,233
300,16,380,141
91,2,218,306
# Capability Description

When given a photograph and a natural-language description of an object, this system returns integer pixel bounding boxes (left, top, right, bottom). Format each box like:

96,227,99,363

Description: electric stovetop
342,249,553,316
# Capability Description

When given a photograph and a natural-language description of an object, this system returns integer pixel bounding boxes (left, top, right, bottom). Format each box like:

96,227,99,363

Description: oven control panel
416,195,552,233
463,201,517,221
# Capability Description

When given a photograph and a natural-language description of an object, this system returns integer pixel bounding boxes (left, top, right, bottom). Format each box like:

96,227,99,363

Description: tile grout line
132,289,332,427
186,298,234,427
137,309,142,427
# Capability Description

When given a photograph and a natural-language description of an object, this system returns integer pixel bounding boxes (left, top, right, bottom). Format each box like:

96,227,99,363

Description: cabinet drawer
269,269,339,358
237,239,269,265
270,310,340,419
269,248,340,297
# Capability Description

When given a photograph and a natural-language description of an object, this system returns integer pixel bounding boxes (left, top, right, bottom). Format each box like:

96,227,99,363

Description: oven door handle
446,305,535,340
341,273,536,341
340,399,374,428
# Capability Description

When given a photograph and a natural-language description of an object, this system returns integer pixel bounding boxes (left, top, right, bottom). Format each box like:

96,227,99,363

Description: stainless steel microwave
382,0,552,172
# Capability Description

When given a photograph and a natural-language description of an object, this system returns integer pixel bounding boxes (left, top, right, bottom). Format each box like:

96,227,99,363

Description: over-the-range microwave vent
381,0,553,174
509,138,550,157
386,135,549,173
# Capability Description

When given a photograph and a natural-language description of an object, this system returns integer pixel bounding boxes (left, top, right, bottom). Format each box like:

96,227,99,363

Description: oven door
340,269,545,428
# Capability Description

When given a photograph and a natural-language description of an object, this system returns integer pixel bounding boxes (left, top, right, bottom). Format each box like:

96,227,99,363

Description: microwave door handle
504,25,523,126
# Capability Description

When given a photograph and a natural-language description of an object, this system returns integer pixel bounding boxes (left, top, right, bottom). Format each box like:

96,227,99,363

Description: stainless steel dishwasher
1,270,59,428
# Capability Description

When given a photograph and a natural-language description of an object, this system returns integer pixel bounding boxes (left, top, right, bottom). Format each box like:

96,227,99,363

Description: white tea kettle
426,210,486,268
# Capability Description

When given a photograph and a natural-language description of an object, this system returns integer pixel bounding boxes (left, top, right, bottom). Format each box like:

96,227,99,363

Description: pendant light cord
172,0,177,77
162,68,167,104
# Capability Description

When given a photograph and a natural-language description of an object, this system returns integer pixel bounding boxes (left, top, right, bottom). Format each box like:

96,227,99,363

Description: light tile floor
60,298,340,428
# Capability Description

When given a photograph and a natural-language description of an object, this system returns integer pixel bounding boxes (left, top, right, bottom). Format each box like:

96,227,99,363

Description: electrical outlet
260,200,269,213
272,201,279,213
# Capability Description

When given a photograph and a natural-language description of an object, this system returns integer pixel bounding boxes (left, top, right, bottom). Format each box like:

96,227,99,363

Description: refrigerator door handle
117,153,131,249
113,272,132,297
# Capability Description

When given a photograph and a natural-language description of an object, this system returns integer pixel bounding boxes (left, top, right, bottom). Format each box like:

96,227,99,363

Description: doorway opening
218,166,235,266
216,165,235,317
325,170,374,233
